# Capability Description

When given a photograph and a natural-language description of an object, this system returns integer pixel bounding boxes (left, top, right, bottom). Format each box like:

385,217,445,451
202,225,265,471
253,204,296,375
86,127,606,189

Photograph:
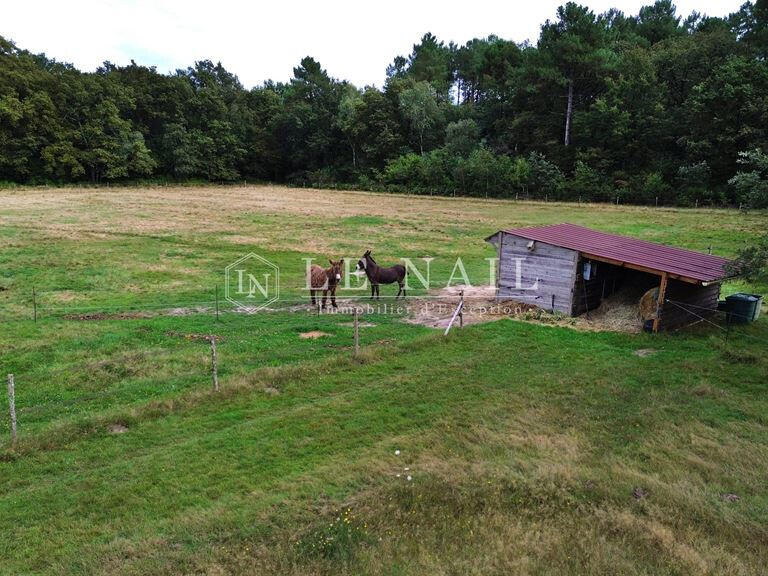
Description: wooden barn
486,223,732,332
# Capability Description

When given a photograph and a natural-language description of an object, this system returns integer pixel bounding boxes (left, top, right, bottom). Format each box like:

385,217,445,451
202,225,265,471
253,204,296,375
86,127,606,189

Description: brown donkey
356,250,406,299
309,259,344,309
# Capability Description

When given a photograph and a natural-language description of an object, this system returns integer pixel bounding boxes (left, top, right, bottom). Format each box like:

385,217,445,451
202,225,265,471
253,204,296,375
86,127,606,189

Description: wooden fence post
354,309,360,356
7,374,17,445
210,337,219,392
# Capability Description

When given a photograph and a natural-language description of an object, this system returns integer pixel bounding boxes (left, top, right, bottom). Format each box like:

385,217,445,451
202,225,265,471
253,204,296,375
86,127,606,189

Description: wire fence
664,298,764,343
2,292,763,451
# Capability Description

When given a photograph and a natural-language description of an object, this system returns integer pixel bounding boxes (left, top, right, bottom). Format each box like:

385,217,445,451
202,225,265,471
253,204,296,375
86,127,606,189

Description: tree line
1,1,767,207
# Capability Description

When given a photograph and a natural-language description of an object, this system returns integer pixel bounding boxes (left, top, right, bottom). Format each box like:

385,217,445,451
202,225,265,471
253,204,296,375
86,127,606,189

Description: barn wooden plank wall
493,233,578,315
659,280,720,331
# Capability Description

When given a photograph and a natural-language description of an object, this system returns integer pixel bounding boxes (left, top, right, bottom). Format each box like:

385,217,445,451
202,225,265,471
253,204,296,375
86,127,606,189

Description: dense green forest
1,1,768,206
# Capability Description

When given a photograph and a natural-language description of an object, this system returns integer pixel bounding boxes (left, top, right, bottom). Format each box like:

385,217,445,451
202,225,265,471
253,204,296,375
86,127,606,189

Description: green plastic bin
725,293,762,324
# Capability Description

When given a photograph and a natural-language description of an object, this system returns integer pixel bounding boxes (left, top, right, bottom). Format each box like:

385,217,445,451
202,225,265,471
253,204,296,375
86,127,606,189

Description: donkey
309,259,344,309
356,250,406,299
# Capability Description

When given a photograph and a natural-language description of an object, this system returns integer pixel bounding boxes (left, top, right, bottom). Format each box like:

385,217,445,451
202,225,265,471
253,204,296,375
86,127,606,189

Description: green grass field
1,185,767,575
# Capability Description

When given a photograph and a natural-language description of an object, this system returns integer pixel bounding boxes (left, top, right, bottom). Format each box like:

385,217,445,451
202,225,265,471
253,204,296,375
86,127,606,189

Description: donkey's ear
338,258,344,264
329,258,334,265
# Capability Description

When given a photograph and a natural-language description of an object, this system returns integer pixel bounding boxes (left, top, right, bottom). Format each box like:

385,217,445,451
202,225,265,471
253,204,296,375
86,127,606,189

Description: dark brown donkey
309,259,344,309
356,250,406,299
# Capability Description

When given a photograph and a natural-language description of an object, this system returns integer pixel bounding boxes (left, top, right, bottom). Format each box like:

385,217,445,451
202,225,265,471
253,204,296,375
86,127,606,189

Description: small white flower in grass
396,473,401,478
404,467,409,471
394,450,400,456
407,475,412,481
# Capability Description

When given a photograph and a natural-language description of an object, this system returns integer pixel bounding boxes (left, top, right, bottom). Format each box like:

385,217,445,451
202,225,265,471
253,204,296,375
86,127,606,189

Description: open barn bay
1,185,767,575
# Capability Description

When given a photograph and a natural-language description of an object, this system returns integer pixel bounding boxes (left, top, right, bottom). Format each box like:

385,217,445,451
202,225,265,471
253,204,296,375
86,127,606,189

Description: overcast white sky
3,0,746,88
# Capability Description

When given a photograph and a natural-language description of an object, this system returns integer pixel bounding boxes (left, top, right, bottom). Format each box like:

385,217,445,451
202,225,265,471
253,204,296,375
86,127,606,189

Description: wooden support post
652,273,668,333
210,336,219,392
354,309,360,356
7,374,17,446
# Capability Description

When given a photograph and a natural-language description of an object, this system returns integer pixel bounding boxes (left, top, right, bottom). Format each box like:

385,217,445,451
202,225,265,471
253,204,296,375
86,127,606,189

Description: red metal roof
497,223,731,283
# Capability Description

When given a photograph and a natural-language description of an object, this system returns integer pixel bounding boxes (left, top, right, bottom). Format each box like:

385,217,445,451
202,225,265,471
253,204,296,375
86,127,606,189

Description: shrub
729,149,768,209
726,234,768,281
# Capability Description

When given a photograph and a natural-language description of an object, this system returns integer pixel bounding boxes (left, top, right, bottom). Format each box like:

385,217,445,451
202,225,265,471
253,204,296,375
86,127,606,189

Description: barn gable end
489,232,578,315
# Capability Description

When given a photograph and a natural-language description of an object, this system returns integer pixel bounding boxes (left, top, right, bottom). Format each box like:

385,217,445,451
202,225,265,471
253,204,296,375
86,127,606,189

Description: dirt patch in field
108,423,129,434
300,331,332,339
404,284,644,333
634,349,657,357
165,330,222,343
64,311,152,321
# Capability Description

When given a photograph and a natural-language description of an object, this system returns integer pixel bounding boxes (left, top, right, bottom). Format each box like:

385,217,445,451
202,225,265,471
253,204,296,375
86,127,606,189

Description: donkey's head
328,259,344,284
356,250,373,273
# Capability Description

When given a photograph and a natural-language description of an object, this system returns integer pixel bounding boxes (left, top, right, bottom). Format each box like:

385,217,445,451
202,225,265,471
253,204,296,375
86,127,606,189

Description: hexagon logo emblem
224,253,280,311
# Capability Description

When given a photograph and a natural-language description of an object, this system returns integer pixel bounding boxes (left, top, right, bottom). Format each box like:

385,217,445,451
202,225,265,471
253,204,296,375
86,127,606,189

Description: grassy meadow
0,185,767,575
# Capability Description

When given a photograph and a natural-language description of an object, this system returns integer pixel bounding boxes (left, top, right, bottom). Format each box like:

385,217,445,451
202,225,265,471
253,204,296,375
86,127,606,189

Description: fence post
354,309,360,356
210,337,219,392
215,285,220,322
7,374,17,446
444,291,465,336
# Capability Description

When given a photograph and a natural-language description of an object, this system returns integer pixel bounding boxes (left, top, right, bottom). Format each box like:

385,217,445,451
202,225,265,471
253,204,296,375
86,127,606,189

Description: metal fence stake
210,336,219,392
7,374,17,446
354,309,360,356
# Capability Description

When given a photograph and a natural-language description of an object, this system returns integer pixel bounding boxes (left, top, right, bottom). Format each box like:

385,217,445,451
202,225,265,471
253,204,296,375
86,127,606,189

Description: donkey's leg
311,289,316,306
322,289,328,309
370,283,375,299
396,282,403,299
331,286,338,309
